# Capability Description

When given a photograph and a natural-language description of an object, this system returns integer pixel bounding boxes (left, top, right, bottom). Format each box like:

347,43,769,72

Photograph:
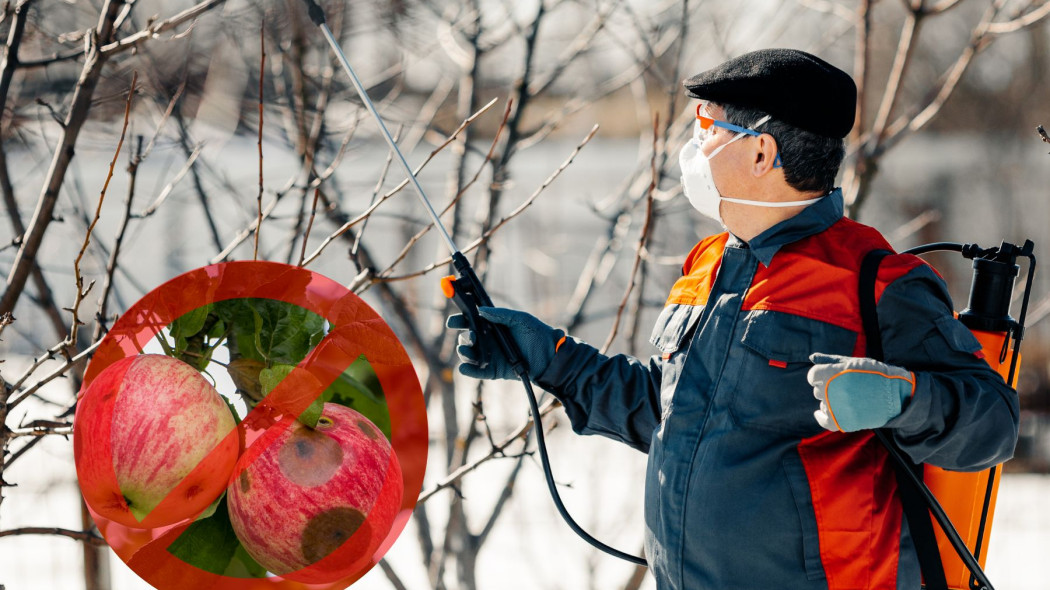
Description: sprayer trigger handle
444,275,493,370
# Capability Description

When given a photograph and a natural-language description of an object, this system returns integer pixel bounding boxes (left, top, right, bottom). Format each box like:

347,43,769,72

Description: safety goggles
694,104,782,168
695,104,764,137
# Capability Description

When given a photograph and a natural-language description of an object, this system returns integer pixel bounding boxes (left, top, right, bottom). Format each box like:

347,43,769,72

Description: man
447,48,1018,590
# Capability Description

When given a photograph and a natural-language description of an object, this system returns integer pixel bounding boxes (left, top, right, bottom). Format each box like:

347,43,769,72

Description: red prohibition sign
73,261,428,589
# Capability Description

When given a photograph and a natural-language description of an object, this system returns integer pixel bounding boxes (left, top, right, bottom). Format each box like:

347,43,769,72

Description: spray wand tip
300,0,326,26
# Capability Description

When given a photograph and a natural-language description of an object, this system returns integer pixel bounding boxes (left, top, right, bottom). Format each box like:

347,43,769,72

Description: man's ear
751,134,780,176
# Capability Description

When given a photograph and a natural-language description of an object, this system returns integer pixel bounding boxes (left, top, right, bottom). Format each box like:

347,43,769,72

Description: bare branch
254,21,265,261
926,0,965,15
793,0,855,22
0,527,105,546
99,0,227,57
377,99,513,279
299,98,499,267
93,136,143,342
870,9,923,145
8,339,102,411
378,559,410,590
133,145,202,218
0,0,36,125
8,421,73,438
70,72,137,348
985,0,1050,34
418,398,558,504
0,0,127,317
297,188,321,267
381,125,600,283
878,0,1008,154
474,453,526,546
601,116,659,353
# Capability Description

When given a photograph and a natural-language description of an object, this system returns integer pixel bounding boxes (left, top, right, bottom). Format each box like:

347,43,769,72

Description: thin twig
601,115,658,353
0,527,105,546
985,0,1050,34
94,136,143,342
870,8,923,145
299,98,499,267
297,188,321,267
8,424,73,438
418,398,559,504
377,98,513,279
99,0,227,57
378,559,410,590
254,21,265,261
8,340,103,411
70,71,137,348
133,145,202,218
0,0,127,317
1038,125,1049,152
350,125,403,259
381,124,600,283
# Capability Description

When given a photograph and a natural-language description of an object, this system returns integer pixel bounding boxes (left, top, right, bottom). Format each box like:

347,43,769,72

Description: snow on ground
1,393,1048,590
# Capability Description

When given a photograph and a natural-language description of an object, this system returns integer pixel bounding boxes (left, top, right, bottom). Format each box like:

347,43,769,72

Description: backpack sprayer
867,240,1035,590
299,0,648,566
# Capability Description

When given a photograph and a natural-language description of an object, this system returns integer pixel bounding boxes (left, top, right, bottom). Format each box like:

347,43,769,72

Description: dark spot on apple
301,507,367,565
357,419,378,440
239,471,250,493
278,427,343,487
185,484,202,499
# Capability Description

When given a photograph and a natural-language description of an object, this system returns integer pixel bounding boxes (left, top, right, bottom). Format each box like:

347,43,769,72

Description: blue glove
446,306,565,381
806,353,915,432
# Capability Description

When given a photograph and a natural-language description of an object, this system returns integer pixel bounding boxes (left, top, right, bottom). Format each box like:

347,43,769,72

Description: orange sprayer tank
924,328,1019,590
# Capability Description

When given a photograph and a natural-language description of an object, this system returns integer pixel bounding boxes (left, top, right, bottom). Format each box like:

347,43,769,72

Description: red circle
73,261,428,589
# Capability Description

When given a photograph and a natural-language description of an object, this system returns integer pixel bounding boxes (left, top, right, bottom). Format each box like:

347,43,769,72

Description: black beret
683,48,857,139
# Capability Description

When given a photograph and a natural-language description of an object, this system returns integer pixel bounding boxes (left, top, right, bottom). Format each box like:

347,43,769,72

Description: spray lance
299,0,648,566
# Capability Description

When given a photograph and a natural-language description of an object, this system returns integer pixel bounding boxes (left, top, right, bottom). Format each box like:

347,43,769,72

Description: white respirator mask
679,114,824,225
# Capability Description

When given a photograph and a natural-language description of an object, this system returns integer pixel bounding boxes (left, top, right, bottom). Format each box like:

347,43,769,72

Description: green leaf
258,364,295,396
196,491,224,520
212,299,264,362
169,304,212,356
325,356,392,440
251,299,325,365
166,496,266,578
223,543,268,579
299,396,325,429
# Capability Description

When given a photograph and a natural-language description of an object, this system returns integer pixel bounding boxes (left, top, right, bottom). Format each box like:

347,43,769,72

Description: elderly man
448,48,1017,590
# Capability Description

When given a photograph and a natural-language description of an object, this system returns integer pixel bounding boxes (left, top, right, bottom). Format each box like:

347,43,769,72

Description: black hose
874,431,994,590
517,373,648,566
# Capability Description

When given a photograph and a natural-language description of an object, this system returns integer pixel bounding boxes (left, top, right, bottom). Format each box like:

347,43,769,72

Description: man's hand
807,353,915,432
446,307,564,381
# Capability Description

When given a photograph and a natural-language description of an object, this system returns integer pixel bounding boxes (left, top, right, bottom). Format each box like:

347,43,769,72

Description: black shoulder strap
859,249,890,362
859,249,948,590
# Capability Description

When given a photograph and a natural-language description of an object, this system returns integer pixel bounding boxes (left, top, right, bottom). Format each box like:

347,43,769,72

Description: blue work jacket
535,190,1018,590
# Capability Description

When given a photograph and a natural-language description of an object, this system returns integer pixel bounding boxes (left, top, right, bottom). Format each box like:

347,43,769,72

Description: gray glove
807,353,915,432
446,306,564,381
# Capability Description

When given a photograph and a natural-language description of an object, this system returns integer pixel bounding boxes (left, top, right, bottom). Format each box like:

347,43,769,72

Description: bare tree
0,1,1047,589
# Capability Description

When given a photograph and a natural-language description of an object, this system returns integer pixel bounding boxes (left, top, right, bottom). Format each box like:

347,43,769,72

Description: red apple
227,403,403,583
74,354,240,528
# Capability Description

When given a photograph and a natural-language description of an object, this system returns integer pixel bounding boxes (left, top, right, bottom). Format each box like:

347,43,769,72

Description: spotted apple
227,402,402,583
74,354,240,528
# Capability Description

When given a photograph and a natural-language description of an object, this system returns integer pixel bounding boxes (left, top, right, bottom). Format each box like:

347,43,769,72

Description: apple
74,354,240,528
227,402,403,583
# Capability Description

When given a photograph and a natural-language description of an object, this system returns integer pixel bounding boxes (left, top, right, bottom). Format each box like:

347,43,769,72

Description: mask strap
719,194,825,208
